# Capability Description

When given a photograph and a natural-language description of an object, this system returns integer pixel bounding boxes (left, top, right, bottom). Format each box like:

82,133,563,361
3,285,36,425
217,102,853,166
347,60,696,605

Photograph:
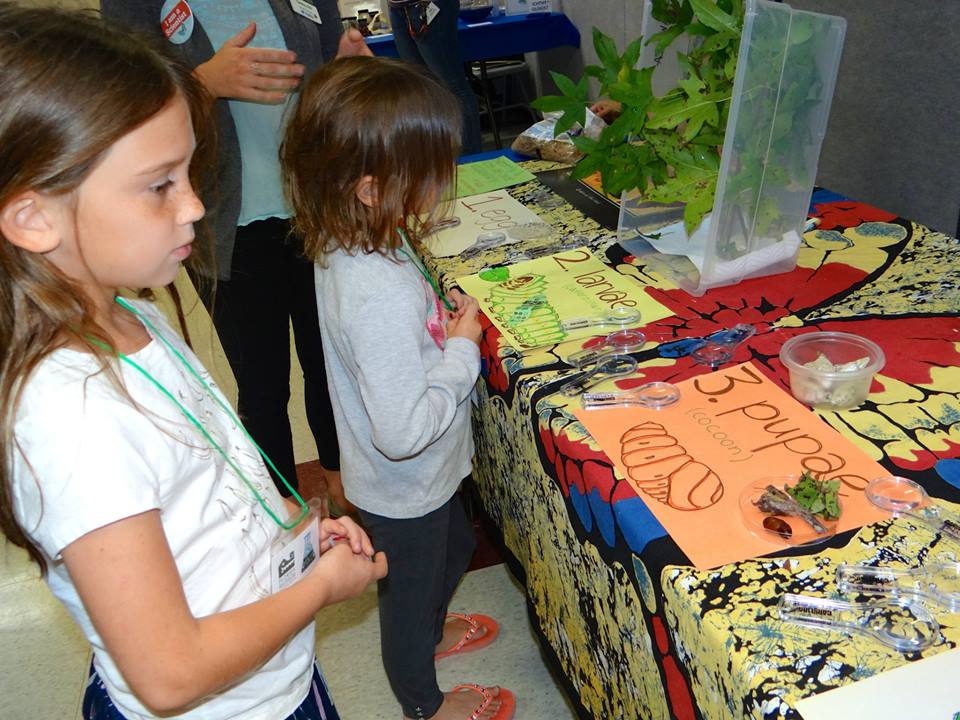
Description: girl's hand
447,294,482,346
445,288,471,318
319,515,374,558
194,22,305,102
315,544,388,605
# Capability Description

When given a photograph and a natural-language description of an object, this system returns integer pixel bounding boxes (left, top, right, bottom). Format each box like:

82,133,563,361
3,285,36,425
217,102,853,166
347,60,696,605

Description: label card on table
506,0,552,14
795,648,960,720
423,191,551,258
457,248,674,350
574,361,888,569
456,157,536,198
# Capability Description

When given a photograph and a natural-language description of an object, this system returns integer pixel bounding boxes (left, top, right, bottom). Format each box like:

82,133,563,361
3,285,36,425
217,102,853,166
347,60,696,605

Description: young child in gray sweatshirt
281,56,517,720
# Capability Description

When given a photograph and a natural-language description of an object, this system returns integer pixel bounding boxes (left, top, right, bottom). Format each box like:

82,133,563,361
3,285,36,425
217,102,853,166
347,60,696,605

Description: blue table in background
367,11,580,62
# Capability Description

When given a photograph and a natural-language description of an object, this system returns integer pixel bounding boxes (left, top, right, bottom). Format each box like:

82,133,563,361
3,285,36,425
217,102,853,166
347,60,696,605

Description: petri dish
739,477,840,547
865,476,930,513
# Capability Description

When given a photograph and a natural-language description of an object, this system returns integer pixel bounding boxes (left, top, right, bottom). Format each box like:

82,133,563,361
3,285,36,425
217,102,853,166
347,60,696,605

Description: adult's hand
336,27,373,58
194,22,305,103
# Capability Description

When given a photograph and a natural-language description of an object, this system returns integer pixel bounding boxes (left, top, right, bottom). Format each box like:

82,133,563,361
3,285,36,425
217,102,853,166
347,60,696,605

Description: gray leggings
359,490,476,718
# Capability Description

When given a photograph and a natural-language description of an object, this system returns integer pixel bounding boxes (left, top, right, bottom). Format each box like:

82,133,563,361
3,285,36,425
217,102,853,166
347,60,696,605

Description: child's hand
319,544,388,604
445,288,471,319
319,515,374,558
447,294,482,346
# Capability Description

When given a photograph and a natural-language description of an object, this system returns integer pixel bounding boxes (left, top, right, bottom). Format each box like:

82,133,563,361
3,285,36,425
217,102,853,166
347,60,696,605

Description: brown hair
0,3,214,573
281,56,462,262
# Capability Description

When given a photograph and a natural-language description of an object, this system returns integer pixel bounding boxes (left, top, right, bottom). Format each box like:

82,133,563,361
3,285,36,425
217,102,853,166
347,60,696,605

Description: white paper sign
423,192,552,258
795,648,960,720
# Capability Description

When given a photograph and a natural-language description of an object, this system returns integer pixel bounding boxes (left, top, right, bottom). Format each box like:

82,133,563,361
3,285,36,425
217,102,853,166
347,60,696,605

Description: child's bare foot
404,685,514,720
434,613,499,659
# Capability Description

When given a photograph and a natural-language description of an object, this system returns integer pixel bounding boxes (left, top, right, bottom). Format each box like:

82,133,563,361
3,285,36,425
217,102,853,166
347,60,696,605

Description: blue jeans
390,0,483,155
82,659,340,720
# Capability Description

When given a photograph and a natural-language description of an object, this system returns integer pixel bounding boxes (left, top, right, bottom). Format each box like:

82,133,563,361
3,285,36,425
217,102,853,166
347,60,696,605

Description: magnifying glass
558,354,638,397
691,323,756,367
865,476,960,542
461,231,508,260
567,328,647,368
582,381,681,409
561,306,642,332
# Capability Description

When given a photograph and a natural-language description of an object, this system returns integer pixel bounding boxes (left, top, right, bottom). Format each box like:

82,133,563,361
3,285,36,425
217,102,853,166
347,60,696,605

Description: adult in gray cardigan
102,0,367,510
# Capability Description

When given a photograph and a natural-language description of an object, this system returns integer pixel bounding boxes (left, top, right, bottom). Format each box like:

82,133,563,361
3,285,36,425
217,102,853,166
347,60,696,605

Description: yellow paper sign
575,362,889,569
457,248,674,350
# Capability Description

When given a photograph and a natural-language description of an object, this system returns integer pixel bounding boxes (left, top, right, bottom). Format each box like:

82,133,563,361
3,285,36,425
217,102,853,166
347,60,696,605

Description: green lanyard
396,228,455,311
92,297,309,530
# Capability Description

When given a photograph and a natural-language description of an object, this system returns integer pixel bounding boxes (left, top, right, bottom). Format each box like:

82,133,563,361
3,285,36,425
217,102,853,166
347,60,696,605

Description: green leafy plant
532,0,744,234
787,471,841,520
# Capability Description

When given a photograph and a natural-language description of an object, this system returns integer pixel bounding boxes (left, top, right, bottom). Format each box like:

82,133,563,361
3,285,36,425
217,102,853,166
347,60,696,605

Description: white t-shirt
10,300,315,720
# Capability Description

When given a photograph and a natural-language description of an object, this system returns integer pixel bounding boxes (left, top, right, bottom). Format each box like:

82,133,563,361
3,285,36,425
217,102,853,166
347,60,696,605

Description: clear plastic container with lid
618,0,847,295
779,331,885,410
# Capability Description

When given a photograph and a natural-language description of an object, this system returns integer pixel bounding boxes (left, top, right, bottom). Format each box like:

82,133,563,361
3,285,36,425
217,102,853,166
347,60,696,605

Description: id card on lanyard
269,498,325,593
290,0,322,23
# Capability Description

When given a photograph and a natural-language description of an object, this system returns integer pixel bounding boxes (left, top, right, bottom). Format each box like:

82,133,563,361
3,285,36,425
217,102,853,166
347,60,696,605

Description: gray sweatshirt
314,246,480,518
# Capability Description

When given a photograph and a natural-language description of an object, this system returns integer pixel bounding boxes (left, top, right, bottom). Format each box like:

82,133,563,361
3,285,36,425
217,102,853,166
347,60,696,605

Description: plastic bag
511,109,605,164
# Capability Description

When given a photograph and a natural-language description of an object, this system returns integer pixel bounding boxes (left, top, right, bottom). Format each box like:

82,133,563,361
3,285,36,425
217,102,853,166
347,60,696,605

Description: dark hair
281,55,462,262
0,3,214,573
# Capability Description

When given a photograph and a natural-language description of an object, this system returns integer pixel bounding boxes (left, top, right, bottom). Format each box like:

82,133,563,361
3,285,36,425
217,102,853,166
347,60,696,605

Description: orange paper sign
575,362,889,569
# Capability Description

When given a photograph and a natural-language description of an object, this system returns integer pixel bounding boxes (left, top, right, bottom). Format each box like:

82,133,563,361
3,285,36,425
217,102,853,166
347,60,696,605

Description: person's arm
348,281,480,460
101,3,305,103
62,510,386,714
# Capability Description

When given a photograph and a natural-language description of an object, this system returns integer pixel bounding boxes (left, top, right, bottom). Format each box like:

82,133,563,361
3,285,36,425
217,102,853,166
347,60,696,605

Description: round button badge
160,0,195,45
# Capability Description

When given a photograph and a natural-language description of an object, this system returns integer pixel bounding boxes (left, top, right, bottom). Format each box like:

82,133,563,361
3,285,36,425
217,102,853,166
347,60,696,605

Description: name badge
290,0,322,24
270,513,321,593
426,1,440,25
160,0,195,44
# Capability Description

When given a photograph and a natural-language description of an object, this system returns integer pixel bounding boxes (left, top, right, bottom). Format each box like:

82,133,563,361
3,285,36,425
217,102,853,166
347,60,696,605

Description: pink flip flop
449,684,516,720
434,612,500,660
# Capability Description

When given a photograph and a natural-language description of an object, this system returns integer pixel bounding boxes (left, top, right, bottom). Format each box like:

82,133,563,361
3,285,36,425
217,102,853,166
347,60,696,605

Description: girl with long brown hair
0,6,385,719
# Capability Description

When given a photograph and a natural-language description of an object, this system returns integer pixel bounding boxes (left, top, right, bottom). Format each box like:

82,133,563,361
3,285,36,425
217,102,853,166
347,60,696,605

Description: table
425,162,960,719
367,11,580,62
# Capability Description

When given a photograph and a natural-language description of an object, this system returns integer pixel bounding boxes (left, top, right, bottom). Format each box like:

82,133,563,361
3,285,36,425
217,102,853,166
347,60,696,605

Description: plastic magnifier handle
461,231,507,259
567,329,647,368
559,355,638,397
902,506,960,542
778,593,939,652
837,563,960,612
863,476,960,541
658,337,708,358
561,306,641,331
582,381,681,409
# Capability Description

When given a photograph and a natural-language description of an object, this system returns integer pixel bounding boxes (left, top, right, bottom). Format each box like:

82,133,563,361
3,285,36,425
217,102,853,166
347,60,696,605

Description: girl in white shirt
0,6,386,720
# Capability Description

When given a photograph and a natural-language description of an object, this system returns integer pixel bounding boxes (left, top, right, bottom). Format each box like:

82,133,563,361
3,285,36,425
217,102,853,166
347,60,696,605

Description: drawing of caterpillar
619,421,724,511
486,273,565,348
